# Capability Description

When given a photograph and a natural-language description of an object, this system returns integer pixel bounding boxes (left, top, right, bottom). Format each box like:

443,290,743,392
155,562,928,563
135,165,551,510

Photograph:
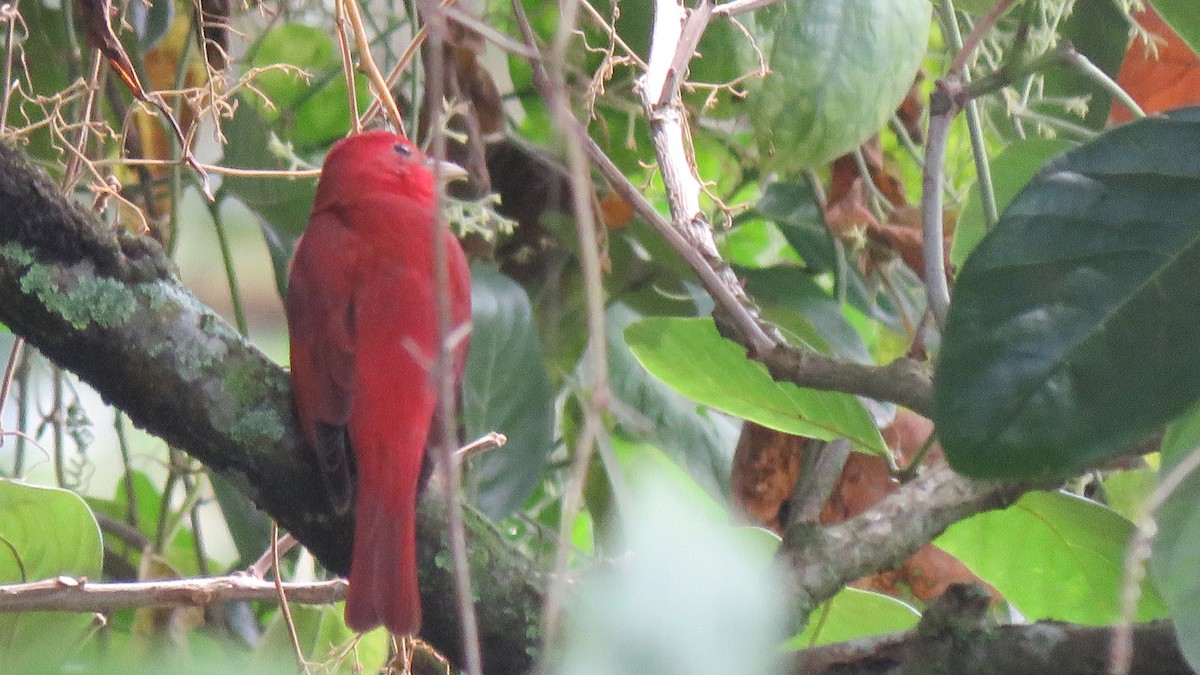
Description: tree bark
795,620,1193,675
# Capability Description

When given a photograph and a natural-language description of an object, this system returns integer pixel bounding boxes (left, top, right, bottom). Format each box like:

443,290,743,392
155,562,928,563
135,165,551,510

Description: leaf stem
207,199,248,336
938,0,999,228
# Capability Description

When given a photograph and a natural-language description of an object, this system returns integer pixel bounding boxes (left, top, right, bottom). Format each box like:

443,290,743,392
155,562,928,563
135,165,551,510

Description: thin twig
0,1,19,126
1064,45,1144,121
272,523,311,674
248,533,298,579
424,11,483,673
938,0,998,229
454,431,507,462
0,336,23,427
711,0,781,18
206,199,248,336
92,158,322,178
61,52,103,192
511,0,612,651
357,0,464,131
333,0,362,135
922,80,956,328
1108,444,1200,675
342,0,405,134
949,0,1018,75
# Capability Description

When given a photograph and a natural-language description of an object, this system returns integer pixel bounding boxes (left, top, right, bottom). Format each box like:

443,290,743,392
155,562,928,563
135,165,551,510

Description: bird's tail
343,475,421,635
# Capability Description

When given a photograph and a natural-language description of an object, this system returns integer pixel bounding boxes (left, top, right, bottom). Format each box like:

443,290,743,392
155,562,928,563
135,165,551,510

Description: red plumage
287,131,472,635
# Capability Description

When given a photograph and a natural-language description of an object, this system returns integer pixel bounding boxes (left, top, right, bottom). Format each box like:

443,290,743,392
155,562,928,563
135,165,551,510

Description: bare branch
0,575,346,613
778,465,1032,617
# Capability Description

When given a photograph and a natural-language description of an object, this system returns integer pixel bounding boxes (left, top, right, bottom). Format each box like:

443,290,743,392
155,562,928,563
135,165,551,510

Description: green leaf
558,444,787,675
608,434,728,523
0,479,101,581
606,304,740,496
0,479,103,672
784,588,920,649
1150,401,1200,673
718,219,800,269
11,3,71,163
209,472,272,567
755,180,838,273
255,603,389,673
1152,0,1200,57
247,24,369,150
1100,467,1156,523
462,263,555,518
743,267,872,365
625,317,886,454
935,109,1200,478
746,0,931,173
221,100,317,299
87,471,209,575
936,490,1166,625
952,138,1075,267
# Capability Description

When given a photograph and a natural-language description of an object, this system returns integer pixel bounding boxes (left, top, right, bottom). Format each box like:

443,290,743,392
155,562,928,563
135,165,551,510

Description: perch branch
0,575,346,613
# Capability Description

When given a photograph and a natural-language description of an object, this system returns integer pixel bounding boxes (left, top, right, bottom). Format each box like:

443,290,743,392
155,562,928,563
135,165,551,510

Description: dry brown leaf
731,422,804,533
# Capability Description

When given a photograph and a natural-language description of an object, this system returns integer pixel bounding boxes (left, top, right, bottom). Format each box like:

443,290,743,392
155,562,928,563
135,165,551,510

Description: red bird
287,131,472,635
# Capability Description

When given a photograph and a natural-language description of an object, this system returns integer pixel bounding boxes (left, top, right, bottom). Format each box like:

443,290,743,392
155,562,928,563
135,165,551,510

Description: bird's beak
426,158,469,185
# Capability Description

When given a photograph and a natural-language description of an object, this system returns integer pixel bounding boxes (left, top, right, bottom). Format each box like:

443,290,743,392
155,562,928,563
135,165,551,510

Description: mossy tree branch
0,143,542,673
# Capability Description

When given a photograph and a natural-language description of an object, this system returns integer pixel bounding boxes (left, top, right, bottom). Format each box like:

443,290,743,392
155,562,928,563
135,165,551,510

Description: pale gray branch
0,575,346,613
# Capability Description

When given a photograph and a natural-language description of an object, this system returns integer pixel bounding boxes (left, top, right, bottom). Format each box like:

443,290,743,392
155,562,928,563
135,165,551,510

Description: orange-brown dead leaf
729,413,996,603
824,144,955,283
819,411,998,603
896,71,926,144
865,205,955,282
1109,7,1200,125
827,138,907,212
599,192,635,229
448,42,505,137
731,422,804,533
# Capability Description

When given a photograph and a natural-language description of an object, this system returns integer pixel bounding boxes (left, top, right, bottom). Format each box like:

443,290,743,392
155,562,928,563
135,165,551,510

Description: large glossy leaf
605,304,740,496
935,490,1166,625
626,317,886,454
935,109,1200,478
462,263,555,518
1150,401,1200,673
952,138,1075,267
0,480,103,672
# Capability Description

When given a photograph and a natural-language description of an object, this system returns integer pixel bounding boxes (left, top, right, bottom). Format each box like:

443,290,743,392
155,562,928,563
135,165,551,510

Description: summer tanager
287,130,472,635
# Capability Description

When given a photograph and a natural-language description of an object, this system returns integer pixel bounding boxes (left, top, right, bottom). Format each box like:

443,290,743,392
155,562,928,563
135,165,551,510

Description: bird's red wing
287,210,362,513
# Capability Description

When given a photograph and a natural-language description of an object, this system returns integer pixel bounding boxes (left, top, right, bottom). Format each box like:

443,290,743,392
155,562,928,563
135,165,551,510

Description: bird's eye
393,142,414,157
